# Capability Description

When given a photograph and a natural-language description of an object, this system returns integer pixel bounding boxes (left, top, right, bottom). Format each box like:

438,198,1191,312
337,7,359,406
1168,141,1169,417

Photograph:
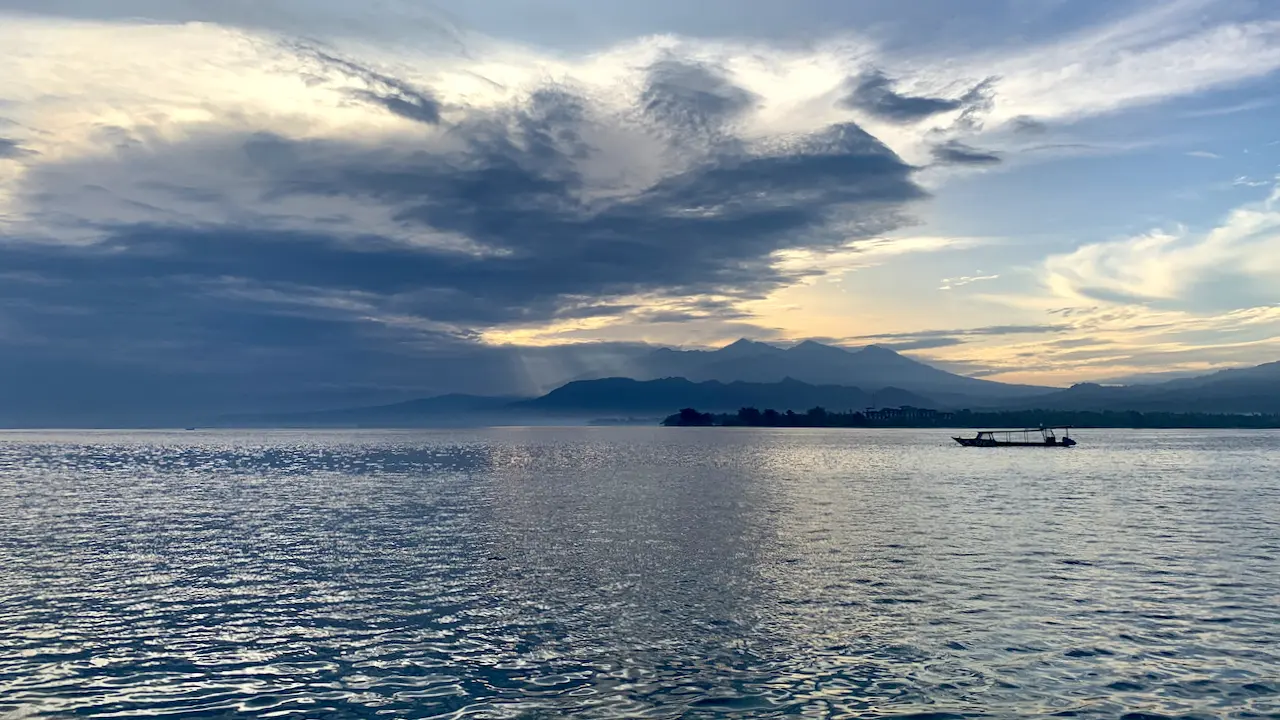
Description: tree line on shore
662,407,1280,429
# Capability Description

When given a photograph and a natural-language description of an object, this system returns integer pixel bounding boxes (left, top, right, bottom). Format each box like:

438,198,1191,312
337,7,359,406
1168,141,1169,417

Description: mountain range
217,339,1280,426
1000,361,1280,414
575,339,1052,403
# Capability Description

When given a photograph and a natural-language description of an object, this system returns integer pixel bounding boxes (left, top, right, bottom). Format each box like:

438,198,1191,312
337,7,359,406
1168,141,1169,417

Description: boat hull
953,437,1076,447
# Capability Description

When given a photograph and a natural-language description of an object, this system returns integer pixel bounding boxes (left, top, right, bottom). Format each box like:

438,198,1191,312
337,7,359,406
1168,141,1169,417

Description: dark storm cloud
0,71,927,422
931,140,1002,165
640,59,758,131
297,46,443,125
241,103,922,318
842,69,996,123
20,110,919,328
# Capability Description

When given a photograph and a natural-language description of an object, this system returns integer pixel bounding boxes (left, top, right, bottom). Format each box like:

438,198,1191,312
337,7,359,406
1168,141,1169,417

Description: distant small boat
953,426,1077,447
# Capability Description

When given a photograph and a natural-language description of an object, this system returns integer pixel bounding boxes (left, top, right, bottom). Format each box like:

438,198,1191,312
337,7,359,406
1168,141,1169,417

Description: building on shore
864,406,955,423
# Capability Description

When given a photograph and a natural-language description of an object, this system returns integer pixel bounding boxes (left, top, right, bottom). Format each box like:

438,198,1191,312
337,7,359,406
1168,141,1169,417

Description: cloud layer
2,1,1280,416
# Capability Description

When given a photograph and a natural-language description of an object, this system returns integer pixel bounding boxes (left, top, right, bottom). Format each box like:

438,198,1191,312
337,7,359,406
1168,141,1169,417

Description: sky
2,0,1280,419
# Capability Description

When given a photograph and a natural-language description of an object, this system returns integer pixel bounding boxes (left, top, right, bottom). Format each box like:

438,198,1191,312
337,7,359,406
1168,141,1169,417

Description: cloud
963,3,1280,126
844,323,1071,352
627,297,754,324
768,235,994,279
939,273,999,290
841,69,994,124
856,324,1072,341
641,58,758,133
1235,175,1272,187
294,45,443,125
0,34,926,417
930,140,1002,165
874,337,968,352
960,310,1280,386
0,0,468,51
4,113,922,327
253,121,921,312
951,208,1280,384
1044,183,1280,310
1181,97,1277,117
0,137,30,158
1186,150,1221,159
1010,116,1049,134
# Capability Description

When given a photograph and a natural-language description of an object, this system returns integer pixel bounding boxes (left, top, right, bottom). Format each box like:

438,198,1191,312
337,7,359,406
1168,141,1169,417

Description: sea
1,427,1277,719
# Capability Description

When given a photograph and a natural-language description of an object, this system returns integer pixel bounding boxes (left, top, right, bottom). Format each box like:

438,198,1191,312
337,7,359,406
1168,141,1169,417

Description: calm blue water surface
1,428,1278,719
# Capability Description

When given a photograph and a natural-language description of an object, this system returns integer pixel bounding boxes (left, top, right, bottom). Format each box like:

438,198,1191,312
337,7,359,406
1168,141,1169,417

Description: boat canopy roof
975,426,1073,432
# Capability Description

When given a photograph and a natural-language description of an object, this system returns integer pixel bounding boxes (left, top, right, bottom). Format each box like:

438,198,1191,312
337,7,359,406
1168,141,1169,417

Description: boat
953,426,1076,447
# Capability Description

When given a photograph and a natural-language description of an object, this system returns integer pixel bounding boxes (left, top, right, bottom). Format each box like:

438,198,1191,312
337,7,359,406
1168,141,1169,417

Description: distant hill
586,339,1053,403
516,376,935,415
1000,360,1280,414
1158,360,1280,390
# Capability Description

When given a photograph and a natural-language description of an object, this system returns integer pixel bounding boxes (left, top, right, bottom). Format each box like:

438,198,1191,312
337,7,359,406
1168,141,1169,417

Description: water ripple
1,428,1278,718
